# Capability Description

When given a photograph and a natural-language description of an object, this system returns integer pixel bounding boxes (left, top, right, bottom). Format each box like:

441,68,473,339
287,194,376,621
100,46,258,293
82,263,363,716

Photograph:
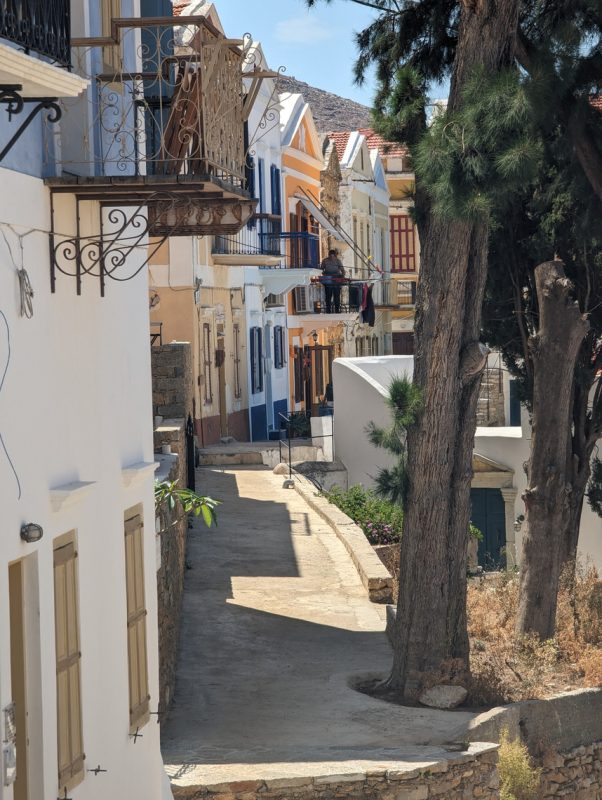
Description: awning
259,267,320,296
295,194,347,243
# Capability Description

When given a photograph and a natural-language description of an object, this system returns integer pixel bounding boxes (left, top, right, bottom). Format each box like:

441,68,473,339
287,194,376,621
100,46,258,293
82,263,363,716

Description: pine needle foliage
415,69,543,221
366,376,422,506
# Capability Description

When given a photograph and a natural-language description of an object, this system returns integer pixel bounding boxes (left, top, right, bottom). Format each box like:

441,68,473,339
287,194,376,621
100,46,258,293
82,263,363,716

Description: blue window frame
270,165,282,216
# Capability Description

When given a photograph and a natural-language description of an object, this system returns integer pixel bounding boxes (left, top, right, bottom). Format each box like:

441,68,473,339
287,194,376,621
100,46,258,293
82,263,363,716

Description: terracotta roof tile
358,127,409,158
326,131,351,161
591,95,602,111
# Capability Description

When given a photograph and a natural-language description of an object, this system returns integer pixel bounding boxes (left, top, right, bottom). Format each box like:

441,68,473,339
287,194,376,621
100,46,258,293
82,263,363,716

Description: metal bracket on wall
49,193,172,297
0,85,61,162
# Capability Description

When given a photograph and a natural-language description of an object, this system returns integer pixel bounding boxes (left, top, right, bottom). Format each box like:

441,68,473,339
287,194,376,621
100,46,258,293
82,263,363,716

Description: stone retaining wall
152,342,193,420
172,745,499,800
539,741,602,798
155,420,188,720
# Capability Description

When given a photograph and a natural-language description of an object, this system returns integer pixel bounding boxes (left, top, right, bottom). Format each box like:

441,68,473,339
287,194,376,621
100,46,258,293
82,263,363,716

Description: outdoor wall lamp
311,330,318,344
20,523,43,543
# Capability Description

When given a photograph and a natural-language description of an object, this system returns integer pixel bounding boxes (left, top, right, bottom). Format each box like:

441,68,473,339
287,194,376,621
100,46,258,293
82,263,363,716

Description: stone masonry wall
172,746,499,800
539,741,602,798
152,342,193,421
155,421,188,720
476,367,505,427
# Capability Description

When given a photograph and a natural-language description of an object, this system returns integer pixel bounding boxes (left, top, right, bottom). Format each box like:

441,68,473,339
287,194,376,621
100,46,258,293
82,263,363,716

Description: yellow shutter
53,537,85,792
124,514,150,730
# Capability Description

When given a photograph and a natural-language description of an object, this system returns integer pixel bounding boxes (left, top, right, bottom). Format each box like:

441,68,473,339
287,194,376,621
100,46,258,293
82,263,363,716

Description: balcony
293,279,364,316
281,231,320,270
396,280,417,307
372,279,417,308
0,0,70,66
45,16,255,233
0,0,87,99
213,214,282,266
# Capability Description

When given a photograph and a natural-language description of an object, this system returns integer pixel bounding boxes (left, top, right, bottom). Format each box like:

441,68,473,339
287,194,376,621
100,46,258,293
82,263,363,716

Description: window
102,0,121,74
366,223,371,258
372,335,379,355
353,217,358,270
233,324,242,399
258,158,265,214
355,338,364,357
294,346,304,403
250,327,263,394
390,214,416,272
54,533,85,793
245,148,255,228
203,323,213,404
124,513,150,732
274,326,285,369
270,165,282,216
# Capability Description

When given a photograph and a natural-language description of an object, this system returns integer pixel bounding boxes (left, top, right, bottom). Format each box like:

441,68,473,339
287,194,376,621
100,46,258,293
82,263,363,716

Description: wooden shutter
54,536,85,792
101,0,121,74
246,153,256,228
233,324,242,398
390,214,416,272
258,158,265,214
294,346,304,403
270,166,282,216
124,515,150,731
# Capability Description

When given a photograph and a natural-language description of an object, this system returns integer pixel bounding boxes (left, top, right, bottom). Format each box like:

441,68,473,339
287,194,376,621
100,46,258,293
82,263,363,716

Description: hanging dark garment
361,285,375,327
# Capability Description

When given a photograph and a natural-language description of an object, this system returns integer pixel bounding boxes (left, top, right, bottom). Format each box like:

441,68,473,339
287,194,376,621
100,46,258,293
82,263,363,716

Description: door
9,561,28,800
264,323,274,432
470,488,506,570
216,331,227,437
392,331,414,355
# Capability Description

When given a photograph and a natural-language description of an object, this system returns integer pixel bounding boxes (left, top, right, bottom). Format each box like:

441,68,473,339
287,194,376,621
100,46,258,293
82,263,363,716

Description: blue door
470,488,506,570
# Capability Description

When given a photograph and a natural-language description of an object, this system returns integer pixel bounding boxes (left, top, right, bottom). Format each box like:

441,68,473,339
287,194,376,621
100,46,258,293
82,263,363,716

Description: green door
470,488,506,570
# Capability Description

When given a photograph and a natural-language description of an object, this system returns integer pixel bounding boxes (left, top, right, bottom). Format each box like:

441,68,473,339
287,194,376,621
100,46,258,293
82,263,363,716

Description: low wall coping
291,472,394,603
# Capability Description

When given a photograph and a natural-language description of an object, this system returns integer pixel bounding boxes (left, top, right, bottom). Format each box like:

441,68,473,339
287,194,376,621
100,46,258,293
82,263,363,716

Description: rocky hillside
276,75,372,133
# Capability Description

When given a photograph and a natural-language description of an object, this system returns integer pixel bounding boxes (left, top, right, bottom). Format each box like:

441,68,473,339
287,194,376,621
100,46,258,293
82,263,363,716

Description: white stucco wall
332,356,602,571
0,167,167,799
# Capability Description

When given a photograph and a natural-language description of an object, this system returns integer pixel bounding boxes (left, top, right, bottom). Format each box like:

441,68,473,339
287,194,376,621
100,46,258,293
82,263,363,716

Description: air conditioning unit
294,287,309,313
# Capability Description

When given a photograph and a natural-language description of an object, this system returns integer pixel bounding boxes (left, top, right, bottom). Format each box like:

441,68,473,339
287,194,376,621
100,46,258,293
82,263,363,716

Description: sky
213,0,379,107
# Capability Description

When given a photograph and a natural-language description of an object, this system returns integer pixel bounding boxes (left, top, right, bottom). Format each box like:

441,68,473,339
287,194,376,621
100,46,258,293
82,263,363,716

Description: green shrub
322,484,403,545
499,729,541,800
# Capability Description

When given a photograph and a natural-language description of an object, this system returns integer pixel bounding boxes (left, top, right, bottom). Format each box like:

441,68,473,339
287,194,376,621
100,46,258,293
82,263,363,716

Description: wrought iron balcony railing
213,214,282,258
53,16,246,186
293,279,365,315
0,0,71,67
281,231,320,270
396,280,417,306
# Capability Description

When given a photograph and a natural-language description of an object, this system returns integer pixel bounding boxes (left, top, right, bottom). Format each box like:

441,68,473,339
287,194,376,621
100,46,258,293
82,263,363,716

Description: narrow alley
162,466,476,792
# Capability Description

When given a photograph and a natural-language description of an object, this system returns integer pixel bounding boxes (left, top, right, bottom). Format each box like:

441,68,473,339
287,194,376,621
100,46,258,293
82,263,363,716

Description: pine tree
306,0,602,677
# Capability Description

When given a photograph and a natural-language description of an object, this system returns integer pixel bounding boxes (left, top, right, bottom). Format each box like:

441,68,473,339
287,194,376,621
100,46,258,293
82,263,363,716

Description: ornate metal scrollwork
0,85,62,162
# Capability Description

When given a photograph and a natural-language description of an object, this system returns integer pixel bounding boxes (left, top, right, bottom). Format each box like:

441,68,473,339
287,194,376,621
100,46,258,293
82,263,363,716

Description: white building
332,356,602,573
0,2,255,798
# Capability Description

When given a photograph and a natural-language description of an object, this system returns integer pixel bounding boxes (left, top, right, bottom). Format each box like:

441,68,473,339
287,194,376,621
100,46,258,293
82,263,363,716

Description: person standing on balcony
321,249,345,313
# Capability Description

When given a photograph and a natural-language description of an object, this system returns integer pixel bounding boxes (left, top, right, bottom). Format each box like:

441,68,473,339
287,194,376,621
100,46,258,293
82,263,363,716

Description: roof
327,132,351,162
358,128,409,159
591,95,602,111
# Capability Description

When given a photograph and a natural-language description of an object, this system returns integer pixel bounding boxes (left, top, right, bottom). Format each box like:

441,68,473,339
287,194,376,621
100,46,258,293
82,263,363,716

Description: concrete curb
291,472,394,603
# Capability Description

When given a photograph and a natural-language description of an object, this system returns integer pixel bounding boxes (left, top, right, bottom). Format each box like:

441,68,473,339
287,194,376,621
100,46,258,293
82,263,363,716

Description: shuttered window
124,514,150,731
274,326,285,369
101,0,121,74
270,165,282,216
203,323,213,404
390,214,416,272
294,346,304,403
233,324,242,399
250,327,263,394
54,534,85,793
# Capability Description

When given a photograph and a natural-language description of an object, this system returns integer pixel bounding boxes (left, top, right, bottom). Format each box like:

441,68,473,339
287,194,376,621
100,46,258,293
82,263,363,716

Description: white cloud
275,16,333,45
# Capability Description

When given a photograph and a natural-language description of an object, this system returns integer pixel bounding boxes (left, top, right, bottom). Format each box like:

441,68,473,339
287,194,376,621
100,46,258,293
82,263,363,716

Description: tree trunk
516,261,589,639
389,0,521,699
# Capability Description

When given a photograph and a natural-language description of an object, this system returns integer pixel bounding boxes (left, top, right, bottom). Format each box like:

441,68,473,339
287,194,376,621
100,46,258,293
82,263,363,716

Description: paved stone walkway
162,466,476,789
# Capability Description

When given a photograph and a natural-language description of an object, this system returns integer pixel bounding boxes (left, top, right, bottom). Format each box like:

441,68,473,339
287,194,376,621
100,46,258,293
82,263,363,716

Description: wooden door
216,333,227,437
470,489,506,570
